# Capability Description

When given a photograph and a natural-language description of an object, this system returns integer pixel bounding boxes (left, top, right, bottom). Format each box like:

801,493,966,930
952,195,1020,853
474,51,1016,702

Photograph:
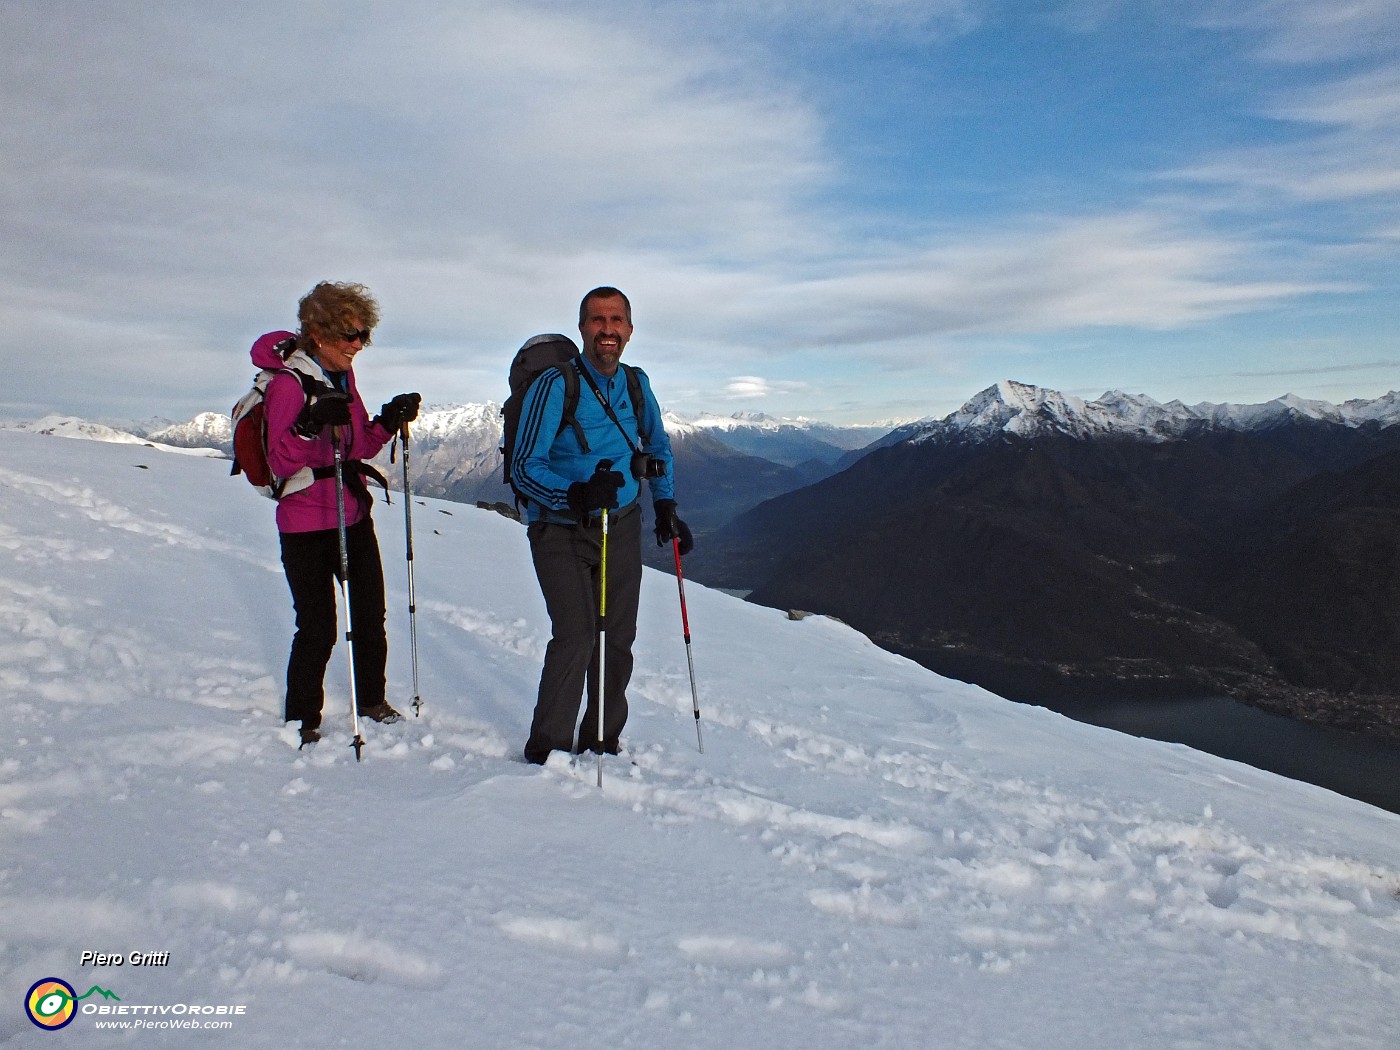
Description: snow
408,402,504,441
902,380,1400,445
677,411,890,447
47,379,1400,472
0,416,225,458
2,429,1399,1049
146,412,234,453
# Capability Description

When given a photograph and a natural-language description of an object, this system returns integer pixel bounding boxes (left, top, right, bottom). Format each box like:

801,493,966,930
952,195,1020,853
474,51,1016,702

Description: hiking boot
360,702,402,724
298,726,321,748
574,739,622,757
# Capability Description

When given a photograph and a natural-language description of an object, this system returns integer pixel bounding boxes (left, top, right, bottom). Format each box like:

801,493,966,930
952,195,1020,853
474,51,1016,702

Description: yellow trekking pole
596,501,609,788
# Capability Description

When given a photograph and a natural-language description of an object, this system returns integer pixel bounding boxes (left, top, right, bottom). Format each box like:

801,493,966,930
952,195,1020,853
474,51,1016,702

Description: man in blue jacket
512,287,693,765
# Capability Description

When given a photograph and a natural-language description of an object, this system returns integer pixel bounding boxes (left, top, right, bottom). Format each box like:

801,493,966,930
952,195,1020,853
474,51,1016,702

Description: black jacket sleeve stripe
514,370,569,506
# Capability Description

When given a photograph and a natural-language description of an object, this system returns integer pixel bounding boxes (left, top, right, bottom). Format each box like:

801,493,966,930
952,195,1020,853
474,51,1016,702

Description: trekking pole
671,535,704,753
596,501,609,788
399,421,423,717
331,427,366,762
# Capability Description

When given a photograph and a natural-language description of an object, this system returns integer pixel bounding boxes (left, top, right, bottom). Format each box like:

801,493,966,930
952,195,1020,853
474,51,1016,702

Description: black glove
567,461,625,517
653,499,694,556
375,392,421,432
295,392,352,436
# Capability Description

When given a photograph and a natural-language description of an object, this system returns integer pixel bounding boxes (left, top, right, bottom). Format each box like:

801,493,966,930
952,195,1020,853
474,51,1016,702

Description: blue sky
3,0,1399,424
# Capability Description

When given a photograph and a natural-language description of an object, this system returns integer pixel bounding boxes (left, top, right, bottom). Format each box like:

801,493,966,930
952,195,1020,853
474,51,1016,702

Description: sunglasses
339,328,371,344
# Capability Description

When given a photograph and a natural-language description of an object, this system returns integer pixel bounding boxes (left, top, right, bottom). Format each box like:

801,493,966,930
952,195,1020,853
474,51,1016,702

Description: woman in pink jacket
261,282,420,746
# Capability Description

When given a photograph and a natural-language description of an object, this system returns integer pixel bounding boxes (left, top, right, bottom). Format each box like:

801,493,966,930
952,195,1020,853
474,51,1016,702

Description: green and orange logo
24,978,120,1031
25,978,77,1031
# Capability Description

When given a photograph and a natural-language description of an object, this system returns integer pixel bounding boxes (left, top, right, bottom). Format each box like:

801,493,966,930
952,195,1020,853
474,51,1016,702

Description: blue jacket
511,354,676,525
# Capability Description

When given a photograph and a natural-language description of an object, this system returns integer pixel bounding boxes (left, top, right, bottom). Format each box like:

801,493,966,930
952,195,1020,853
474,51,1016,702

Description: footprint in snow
283,930,446,988
494,915,626,962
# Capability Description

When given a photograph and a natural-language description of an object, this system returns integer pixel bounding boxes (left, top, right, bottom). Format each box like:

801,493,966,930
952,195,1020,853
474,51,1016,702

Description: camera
631,451,667,480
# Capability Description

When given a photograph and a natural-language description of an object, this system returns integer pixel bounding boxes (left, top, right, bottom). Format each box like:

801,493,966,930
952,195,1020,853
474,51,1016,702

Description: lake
1025,692,1400,816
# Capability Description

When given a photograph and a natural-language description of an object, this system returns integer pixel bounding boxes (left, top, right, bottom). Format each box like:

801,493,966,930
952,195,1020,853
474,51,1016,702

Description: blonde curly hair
297,282,381,352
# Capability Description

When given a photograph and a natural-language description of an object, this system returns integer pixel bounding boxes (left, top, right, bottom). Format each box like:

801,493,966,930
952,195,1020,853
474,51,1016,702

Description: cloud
1274,67,1400,130
700,213,1336,353
617,0,981,41
722,376,810,400
0,0,1386,421
1188,0,1400,64
1153,3,1400,252
0,1,830,268
747,0,980,36
0,0,836,413
1173,66,1400,204
1225,360,1400,379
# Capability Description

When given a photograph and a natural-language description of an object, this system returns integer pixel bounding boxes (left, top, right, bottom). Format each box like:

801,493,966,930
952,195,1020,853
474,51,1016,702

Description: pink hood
251,330,298,370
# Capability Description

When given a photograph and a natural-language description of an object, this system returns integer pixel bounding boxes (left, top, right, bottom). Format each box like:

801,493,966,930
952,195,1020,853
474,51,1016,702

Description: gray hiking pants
524,503,642,763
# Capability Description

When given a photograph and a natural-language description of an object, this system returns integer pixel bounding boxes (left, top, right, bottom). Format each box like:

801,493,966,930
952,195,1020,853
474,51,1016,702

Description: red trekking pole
671,536,704,753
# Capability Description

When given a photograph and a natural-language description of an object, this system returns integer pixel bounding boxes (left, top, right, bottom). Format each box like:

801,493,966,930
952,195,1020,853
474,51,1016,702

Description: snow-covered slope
1,429,1397,1048
895,379,1400,446
0,414,226,458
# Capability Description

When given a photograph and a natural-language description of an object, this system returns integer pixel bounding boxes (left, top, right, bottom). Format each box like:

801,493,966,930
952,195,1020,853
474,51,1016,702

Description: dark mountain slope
694,427,1400,739
1206,449,1400,710
639,429,817,572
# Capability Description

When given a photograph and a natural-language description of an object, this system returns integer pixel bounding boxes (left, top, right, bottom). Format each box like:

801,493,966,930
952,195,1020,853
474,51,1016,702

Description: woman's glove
295,392,352,436
375,392,422,431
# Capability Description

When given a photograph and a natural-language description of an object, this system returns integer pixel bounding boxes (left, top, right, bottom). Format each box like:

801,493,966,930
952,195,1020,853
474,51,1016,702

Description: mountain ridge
886,379,1400,447
692,385,1400,742
23,380,1400,460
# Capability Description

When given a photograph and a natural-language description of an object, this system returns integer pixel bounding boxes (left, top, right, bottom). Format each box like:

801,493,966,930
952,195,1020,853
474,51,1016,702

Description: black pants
524,504,642,763
279,517,387,730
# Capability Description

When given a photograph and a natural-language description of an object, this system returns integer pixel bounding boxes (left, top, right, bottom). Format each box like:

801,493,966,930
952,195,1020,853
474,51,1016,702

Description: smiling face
297,282,380,371
579,293,633,377
311,321,368,372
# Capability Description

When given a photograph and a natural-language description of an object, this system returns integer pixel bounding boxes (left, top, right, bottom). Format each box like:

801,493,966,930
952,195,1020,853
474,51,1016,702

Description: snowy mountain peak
660,410,700,436
685,411,818,433
962,381,1091,433
409,401,503,440
903,380,1400,447
148,411,234,450
930,380,1184,443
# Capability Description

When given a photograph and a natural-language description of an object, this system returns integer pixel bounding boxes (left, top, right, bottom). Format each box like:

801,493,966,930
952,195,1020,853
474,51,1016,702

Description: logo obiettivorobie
24,978,120,1031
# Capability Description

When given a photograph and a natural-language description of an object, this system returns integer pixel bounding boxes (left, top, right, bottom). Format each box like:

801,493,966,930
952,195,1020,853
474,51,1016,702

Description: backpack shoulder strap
264,367,332,501
560,358,581,418
621,363,646,431
293,370,324,398
558,358,587,451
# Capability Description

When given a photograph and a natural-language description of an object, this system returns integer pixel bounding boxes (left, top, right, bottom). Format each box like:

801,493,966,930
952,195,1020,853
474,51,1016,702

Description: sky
3,428,1399,1048
3,0,1400,425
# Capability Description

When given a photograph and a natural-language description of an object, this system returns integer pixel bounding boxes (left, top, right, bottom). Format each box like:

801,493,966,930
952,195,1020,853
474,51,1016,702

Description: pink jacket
252,333,391,534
